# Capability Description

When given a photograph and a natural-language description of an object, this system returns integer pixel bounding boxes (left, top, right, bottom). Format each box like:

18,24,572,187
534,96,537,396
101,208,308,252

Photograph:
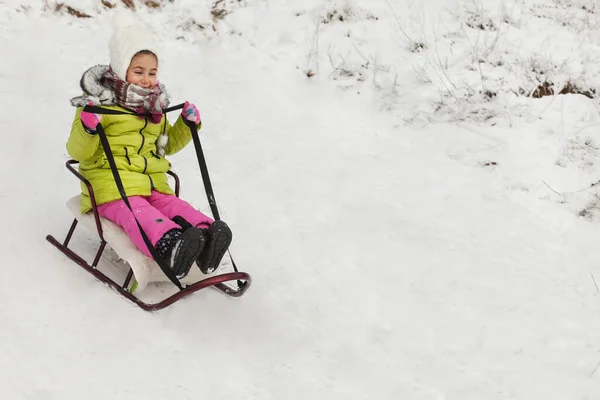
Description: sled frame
46,160,251,312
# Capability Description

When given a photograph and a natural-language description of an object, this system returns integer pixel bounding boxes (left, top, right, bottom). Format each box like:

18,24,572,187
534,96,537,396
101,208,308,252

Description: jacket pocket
124,147,131,165
95,154,107,168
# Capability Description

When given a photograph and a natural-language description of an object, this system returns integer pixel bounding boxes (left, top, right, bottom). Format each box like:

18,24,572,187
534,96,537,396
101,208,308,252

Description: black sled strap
183,120,241,279
85,105,183,290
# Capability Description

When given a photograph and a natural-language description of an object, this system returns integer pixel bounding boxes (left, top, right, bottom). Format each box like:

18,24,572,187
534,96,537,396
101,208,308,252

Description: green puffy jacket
67,105,200,213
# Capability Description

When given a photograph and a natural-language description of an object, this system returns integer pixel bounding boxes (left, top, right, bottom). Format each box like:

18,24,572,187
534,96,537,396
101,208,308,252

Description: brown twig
55,3,92,18
101,0,115,8
143,0,160,8
121,0,136,10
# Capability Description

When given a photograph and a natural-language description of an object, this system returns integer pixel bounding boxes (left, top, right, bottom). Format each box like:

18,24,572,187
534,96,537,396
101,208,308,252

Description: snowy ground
1,0,600,399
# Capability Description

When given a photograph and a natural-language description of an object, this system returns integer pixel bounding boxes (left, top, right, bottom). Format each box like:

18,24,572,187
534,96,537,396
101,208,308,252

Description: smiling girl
67,18,232,280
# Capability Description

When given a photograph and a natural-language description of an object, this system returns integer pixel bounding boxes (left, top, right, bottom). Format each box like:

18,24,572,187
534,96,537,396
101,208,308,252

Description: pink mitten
80,104,101,133
182,101,201,125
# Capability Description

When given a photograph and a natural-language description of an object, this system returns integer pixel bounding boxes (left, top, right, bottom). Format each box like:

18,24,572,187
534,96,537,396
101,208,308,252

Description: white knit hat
108,14,161,81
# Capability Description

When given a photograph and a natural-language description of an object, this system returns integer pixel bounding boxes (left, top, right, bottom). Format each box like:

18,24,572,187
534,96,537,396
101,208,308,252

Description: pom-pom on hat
108,14,161,81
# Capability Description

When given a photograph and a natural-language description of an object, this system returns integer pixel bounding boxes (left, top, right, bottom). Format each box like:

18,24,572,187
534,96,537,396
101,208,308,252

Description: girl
67,18,232,280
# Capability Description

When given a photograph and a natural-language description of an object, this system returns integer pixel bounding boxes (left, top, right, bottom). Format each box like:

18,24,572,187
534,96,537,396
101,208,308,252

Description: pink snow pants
97,191,214,258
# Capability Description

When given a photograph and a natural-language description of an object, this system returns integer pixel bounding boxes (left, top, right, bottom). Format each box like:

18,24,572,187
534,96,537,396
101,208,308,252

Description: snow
1,0,600,398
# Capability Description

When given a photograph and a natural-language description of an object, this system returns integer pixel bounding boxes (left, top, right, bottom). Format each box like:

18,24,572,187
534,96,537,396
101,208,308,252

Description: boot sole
198,224,232,274
173,228,206,279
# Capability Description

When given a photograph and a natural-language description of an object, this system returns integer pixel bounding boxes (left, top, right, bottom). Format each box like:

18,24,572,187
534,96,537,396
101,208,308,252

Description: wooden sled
46,160,251,311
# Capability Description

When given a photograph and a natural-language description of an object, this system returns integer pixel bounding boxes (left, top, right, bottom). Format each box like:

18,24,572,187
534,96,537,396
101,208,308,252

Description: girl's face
126,52,158,89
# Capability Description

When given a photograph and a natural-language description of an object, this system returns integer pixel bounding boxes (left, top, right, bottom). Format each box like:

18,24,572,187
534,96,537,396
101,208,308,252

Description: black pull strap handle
91,120,183,290
82,103,240,289
183,119,220,220
84,104,185,117
183,119,242,282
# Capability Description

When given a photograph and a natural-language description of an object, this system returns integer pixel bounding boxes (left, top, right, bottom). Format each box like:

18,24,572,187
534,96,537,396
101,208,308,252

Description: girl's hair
134,50,158,60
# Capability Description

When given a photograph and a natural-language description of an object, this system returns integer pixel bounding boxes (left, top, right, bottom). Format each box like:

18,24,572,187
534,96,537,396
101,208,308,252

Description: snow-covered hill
1,1,600,399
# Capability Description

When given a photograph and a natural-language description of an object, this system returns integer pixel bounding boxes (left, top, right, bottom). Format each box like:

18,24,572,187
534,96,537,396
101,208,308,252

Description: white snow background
1,0,600,398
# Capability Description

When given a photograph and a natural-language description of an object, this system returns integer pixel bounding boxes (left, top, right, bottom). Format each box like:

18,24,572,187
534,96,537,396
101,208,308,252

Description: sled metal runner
46,160,251,312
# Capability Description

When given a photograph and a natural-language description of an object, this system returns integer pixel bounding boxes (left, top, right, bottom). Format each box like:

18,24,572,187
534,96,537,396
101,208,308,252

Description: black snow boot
196,220,232,274
156,227,206,279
